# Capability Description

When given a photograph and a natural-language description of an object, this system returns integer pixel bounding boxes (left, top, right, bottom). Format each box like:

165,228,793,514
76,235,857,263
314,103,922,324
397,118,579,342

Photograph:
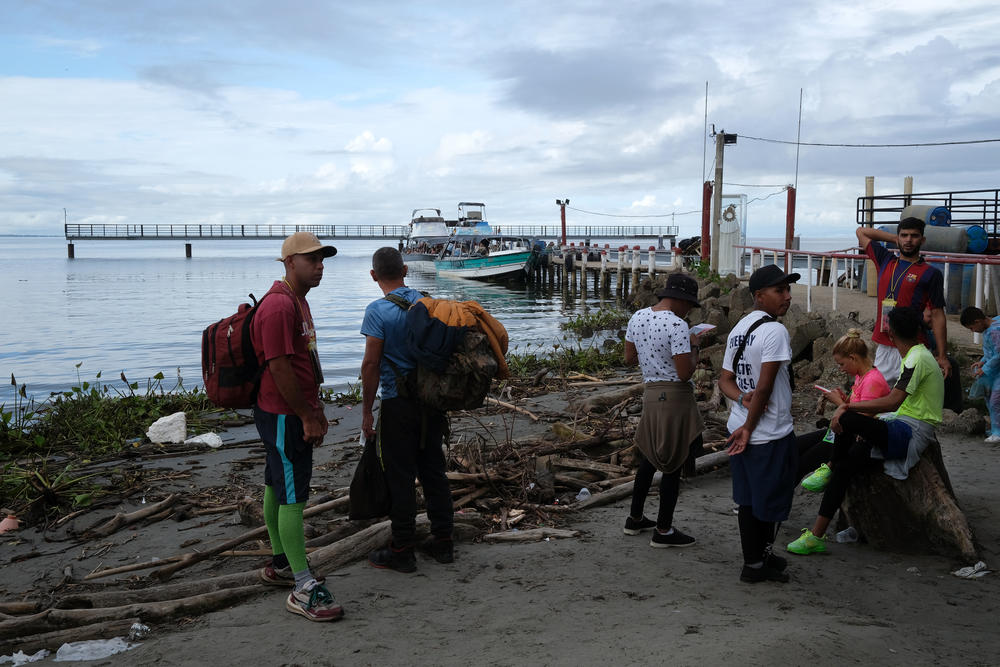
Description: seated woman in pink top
797,329,891,490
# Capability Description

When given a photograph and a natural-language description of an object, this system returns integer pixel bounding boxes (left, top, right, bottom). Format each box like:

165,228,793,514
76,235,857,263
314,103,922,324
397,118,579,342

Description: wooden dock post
600,251,608,293
648,247,656,279
185,243,192,258
617,246,626,296
631,246,641,291
580,248,588,291
67,243,74,259
566,251,575,289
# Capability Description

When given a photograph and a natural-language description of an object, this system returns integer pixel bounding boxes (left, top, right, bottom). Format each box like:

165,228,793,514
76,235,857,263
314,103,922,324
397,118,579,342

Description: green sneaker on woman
787,528,827,555
801,463,831,492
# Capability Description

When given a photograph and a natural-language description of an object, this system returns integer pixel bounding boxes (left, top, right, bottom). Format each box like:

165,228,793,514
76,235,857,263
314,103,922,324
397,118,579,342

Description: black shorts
254,409,313,505
730,431,798,522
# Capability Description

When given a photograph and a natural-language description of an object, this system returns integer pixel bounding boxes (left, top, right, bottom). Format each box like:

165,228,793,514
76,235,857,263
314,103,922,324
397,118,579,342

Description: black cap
749,264,800,293
655,272,700,306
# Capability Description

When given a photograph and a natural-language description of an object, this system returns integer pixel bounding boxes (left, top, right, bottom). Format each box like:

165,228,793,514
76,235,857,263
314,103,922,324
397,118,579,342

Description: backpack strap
731,315,796,391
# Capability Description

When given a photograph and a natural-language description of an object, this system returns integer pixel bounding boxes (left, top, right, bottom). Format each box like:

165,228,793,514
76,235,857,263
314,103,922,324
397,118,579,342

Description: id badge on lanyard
303,320,324,385
879,297,896,335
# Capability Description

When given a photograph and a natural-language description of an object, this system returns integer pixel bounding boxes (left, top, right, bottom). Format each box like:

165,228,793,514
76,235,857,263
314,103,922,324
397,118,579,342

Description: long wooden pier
63,223,679,257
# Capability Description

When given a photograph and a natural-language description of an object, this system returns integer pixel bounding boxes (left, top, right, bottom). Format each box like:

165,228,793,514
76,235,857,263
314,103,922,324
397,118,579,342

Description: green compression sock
277,501,309,574
263,486,284,558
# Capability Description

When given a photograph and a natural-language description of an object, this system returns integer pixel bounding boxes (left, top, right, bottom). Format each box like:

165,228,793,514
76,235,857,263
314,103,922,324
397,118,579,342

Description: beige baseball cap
277,231,337,261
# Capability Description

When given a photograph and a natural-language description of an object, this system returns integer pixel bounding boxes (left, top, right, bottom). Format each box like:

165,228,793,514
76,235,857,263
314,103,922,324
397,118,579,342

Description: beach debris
127,623,151,641
54,637,137,662
574,488,592,502
951,561,991,579
184,432,223,448
0,514,19,534
482,527,580,543
0,650,49,666
145,412,187,444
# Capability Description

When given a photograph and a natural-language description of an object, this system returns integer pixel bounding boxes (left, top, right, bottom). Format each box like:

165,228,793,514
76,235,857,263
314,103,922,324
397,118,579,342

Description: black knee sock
737,505,766,564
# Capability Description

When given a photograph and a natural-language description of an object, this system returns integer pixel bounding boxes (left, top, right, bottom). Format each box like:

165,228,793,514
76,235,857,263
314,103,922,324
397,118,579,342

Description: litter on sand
951,561,991,579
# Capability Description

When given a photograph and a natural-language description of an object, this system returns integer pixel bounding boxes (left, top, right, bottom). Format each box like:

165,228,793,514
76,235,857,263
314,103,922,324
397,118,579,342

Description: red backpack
201,293,270,408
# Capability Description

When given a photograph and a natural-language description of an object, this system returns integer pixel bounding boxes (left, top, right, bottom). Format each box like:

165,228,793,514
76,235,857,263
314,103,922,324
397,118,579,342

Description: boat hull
434,250,531,280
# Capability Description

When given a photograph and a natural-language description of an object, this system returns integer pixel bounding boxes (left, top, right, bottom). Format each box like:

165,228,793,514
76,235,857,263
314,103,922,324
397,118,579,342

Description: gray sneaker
285,581,344,622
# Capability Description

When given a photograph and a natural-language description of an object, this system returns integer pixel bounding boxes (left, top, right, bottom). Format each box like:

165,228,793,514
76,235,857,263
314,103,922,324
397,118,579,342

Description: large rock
842,439,978,562
781,304,828,361
940,408,987,436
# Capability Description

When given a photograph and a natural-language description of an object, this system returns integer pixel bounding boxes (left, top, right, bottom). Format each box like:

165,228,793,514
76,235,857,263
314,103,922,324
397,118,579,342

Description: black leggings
818,412,887,519
629,435,701,530
737,505,776,564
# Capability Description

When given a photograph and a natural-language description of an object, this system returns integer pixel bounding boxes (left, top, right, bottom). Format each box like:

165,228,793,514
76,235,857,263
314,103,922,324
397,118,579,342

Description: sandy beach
4,378,998,667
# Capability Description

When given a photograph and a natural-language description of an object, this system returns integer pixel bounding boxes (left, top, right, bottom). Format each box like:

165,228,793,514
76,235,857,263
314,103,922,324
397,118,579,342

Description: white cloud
345,131,392,153
631,195,656,209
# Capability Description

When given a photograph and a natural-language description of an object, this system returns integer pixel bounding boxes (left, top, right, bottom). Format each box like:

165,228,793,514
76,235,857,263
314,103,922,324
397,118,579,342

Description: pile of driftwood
1,381,734,654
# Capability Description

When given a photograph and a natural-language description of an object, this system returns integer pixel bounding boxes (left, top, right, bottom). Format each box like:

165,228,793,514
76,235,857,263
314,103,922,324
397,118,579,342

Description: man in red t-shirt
250,231,343,622
856,217,948,385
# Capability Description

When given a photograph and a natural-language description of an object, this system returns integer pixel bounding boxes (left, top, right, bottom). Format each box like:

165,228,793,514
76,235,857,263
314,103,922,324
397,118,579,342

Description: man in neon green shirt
787,306,943,555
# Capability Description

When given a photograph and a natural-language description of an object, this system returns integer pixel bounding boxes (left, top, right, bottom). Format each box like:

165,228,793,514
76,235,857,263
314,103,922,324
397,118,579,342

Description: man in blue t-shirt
360,247,454,573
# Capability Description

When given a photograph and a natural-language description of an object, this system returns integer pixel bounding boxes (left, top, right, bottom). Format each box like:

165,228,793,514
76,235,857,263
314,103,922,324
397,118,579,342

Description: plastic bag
969,376,989,400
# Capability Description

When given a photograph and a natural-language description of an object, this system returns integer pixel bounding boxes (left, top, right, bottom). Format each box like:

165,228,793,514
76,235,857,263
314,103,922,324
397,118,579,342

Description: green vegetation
322,379,363,405
2,365,213,459
560,308,630,336
507,338,625,377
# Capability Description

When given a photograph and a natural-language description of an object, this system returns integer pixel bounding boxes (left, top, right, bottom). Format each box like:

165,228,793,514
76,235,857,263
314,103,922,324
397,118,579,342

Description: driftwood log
576,383,644,413
842,439,978,562
151,495,349,580
482,528,579,542
0,586,261,642
83,494,179,538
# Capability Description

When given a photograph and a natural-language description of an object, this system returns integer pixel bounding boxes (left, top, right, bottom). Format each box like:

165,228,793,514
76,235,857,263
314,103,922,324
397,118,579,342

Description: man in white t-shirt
718,264,799,584
623,272,705,548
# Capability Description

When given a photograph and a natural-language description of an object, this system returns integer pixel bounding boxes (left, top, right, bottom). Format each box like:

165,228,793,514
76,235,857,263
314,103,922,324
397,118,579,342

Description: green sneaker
787,528,827,555
801,463,831,492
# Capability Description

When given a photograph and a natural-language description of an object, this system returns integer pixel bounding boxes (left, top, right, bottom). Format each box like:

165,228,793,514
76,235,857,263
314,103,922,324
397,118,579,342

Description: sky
2,0,999,241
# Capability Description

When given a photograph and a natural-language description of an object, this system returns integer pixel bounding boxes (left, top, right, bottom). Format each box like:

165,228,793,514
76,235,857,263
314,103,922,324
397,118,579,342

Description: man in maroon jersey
856,217,948,386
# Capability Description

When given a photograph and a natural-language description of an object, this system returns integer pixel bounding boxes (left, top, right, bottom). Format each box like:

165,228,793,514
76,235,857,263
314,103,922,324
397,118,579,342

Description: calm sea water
0,236,620,406
0,235,854,407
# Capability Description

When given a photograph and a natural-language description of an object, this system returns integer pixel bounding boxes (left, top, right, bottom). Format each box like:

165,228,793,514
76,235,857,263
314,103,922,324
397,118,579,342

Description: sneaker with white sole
285,580,344,622
985,434,1000,443
649,528,696,548
623,515,657,535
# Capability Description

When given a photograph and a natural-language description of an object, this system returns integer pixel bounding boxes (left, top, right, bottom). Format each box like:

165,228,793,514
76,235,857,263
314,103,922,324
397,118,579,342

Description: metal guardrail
856,187,1000,237
64,223,681,241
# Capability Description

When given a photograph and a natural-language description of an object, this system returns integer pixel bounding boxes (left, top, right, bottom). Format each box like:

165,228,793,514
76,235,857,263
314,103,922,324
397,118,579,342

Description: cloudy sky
2,0,999,240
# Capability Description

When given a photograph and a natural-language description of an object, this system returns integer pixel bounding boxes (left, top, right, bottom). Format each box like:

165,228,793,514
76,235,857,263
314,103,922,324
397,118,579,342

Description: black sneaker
740,564,790,584
649,528,696,548
419,536,454,564
765,551,788,572
368,543,417,573
623,516,657,536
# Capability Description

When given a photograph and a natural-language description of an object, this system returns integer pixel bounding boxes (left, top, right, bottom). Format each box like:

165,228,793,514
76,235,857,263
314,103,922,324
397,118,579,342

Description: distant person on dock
623,273,704,548
856,217,948,385
251,231,343,622
961,306,1000,443
786,306,943,556
797,329,890,492
719,264,800,584
361,247,454,572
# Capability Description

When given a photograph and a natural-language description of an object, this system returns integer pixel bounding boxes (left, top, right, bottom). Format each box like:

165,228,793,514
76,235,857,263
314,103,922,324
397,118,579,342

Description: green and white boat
433,234,537,281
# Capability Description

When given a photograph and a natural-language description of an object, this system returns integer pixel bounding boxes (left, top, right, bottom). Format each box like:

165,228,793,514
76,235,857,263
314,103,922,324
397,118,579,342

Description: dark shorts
254,409,313,505
730,431,798,522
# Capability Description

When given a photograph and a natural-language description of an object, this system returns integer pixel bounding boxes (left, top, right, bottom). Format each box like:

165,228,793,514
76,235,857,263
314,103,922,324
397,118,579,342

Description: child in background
960,307,1000,443
798,329,890,491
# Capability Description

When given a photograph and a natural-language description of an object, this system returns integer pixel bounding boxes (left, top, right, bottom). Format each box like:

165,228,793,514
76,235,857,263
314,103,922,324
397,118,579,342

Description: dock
63,223,679,257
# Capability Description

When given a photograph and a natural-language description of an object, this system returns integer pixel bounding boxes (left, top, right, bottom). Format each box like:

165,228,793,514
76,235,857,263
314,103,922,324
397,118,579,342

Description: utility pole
556,199,569,246
710,130,736,273
710,133,725,272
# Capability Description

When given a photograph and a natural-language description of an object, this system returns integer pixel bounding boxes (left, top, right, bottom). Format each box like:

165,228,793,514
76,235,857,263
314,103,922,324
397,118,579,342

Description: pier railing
739,244,1000,343
64,223,680,242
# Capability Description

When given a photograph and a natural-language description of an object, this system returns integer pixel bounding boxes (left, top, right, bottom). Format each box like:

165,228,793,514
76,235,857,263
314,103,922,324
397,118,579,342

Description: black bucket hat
655,273,700,306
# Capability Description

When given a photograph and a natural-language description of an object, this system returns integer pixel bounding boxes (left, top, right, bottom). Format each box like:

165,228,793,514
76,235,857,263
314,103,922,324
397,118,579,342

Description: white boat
401,202,495,270
433,234,538,280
